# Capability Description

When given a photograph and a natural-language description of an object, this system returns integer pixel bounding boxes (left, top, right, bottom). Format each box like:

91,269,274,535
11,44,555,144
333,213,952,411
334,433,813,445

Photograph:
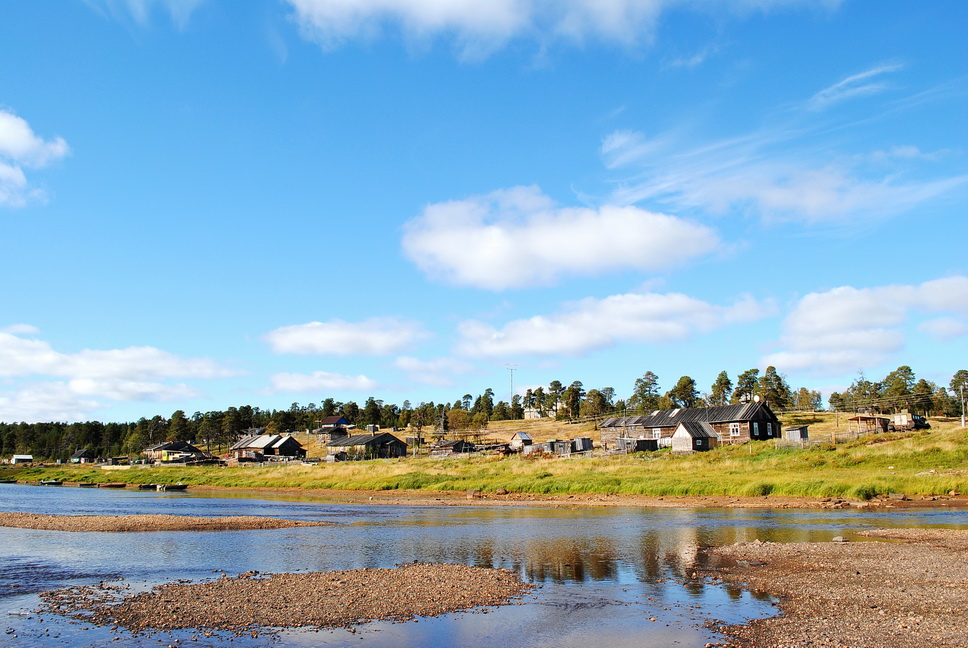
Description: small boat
39,480,63,486
156,483,188,491
97,482,127,488
77,482,97,488
137,483,156,490
0,479,17,484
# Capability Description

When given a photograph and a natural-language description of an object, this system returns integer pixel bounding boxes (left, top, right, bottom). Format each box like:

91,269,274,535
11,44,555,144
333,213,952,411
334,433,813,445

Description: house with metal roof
326,432,407,460
144,441,205,463
600,402,781,447
229,434,306,460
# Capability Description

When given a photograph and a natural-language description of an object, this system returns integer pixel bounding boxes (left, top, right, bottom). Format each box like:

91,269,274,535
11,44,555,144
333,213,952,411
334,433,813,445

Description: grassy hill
5,415,967,501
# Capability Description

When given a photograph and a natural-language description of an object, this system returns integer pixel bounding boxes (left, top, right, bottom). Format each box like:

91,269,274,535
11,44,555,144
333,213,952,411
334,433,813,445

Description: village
8,400,942,470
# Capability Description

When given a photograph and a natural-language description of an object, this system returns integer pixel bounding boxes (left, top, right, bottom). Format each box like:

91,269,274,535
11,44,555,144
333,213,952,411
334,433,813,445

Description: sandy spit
41,563,533,634
701,528,968,648
0,512,331,532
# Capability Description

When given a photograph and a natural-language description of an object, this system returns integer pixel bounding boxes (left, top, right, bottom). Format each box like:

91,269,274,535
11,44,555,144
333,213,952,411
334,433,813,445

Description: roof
230,434,302,451
675,421,718,438
71,449,95,458
326,432,404,448
145,441,200,453
602,402,777,429
319,415,349,426
511,432,532,440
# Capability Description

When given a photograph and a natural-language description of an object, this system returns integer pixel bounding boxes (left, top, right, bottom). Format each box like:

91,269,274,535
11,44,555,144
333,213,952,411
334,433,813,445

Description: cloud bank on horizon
1,0,965,422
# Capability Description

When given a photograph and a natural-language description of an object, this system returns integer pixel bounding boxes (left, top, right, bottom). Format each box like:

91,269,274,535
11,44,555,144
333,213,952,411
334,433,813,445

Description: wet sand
40,563,533,635
0,512,331,532
702,528,968,647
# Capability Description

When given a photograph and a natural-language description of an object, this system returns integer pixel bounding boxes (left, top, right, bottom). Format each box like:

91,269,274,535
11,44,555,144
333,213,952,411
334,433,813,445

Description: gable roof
675,421,718,438
230,434,303,451
603,402,777,429
320,415,349,426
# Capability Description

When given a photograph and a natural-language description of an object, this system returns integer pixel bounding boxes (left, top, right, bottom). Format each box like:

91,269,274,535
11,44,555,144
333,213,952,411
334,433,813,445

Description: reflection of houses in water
521,537,620,583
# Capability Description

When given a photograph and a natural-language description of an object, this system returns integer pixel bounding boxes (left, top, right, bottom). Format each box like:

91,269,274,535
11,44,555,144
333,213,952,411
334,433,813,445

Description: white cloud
285,0,835,57
806,63,904,111
918,317,968,341
0,109,69,207
457,290,774,357
0,327,234,422
0,383,101,424
267,371,377,393
762,276,968,375
393,355,474,387
402,185,721,290
264,318,429,355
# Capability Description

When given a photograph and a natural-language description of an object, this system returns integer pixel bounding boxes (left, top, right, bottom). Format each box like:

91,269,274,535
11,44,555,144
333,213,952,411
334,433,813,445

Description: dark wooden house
326,432,407,460
229,434,306,460
600,402,781,447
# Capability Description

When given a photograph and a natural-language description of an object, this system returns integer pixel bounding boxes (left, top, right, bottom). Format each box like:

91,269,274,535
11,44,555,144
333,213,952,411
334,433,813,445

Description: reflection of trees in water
519,536,619,584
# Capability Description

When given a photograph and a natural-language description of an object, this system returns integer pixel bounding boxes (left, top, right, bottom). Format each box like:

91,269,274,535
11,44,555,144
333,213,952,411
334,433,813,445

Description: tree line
3,366,965,461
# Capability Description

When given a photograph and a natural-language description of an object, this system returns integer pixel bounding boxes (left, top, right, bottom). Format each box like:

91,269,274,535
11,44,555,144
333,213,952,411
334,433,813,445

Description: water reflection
1,484,966,648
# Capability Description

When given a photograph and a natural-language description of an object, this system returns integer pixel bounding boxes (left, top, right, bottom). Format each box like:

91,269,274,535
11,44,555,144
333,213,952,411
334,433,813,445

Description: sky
1,0,966,423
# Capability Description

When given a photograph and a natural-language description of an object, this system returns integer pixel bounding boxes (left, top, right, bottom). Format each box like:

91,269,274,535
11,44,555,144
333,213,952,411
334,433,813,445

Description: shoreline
702,528,968,647
0,512,332,532
183,483,968,510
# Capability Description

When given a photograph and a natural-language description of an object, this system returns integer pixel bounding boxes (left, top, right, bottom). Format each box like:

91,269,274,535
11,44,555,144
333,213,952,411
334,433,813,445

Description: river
1,483,966,647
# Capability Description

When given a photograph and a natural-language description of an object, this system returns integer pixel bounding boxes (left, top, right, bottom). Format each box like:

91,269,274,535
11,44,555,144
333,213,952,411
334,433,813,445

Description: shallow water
1,483,966,647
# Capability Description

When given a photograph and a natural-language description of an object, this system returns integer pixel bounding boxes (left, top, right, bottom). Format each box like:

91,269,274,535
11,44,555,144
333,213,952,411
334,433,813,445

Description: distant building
326,432,407,460
144,441,205,463
601,402,781,448
70,449,96,464
10,454,33,464
509,432,533,451
229,434,306,460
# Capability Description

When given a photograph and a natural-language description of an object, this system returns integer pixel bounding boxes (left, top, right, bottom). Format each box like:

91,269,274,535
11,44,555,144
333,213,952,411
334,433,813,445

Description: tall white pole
961,385,965,429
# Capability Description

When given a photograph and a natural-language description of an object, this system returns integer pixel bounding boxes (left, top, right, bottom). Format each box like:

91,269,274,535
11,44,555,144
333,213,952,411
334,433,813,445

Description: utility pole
506,364,517,403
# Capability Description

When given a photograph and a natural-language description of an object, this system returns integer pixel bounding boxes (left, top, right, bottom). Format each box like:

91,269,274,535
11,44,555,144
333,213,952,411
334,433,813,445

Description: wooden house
70,449,96,464
600,402,781,447
326,432,407,460
432,439,475,454
671,422,719,453
229,434,306,460
144,441,205,463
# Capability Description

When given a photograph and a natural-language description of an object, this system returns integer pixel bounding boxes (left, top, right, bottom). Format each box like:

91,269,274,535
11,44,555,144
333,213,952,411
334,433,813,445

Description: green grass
4,427,966,500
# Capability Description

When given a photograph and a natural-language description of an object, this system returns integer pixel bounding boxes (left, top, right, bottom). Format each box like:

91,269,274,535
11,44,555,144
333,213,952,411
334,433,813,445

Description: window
652,428,662,439
767,422,773,437
729,423,741,437
753,422,759,438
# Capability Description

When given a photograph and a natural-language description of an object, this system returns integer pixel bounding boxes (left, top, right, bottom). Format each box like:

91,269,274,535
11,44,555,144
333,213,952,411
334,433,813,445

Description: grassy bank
5,427,967,501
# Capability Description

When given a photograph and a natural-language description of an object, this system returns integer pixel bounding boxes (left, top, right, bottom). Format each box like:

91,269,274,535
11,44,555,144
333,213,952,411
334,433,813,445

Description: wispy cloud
266,371,377,394
762,276,968,376
264,318,429,355
83,0,206,28
393,356,475,388
806,62,904,111
0,109,69,208
285,0,838,59
600,70,968,224
0,327,234,422
402,185,721,290
457,290,775,357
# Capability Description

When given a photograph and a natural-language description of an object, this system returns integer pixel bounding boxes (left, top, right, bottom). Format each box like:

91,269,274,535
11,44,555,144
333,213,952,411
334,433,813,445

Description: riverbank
40,563,533,635
0,512,331,532
703,528,968,647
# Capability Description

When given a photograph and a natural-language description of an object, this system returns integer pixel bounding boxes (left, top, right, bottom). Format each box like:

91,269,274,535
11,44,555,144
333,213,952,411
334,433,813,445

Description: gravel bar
702,528,968,647
0,512,331,532
40,563,534,634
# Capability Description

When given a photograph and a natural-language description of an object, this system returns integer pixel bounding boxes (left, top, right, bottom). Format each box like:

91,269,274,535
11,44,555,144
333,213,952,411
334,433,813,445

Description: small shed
509,432,533,451
11,454,33,464
615,438,658,453
671,422,719,453
847,415,890,434
784,425,809,442
433,439,475,454
571,437,593,453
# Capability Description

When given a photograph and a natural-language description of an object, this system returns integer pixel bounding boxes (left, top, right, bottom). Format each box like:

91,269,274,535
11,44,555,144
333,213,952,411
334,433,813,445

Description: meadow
5,416,967,501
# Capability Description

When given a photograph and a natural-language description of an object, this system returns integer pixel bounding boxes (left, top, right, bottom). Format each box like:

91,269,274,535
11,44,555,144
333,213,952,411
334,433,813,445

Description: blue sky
1,0,966,423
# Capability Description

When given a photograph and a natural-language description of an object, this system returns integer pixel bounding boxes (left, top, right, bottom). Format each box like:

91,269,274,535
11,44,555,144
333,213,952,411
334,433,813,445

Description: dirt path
702,528,968,647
